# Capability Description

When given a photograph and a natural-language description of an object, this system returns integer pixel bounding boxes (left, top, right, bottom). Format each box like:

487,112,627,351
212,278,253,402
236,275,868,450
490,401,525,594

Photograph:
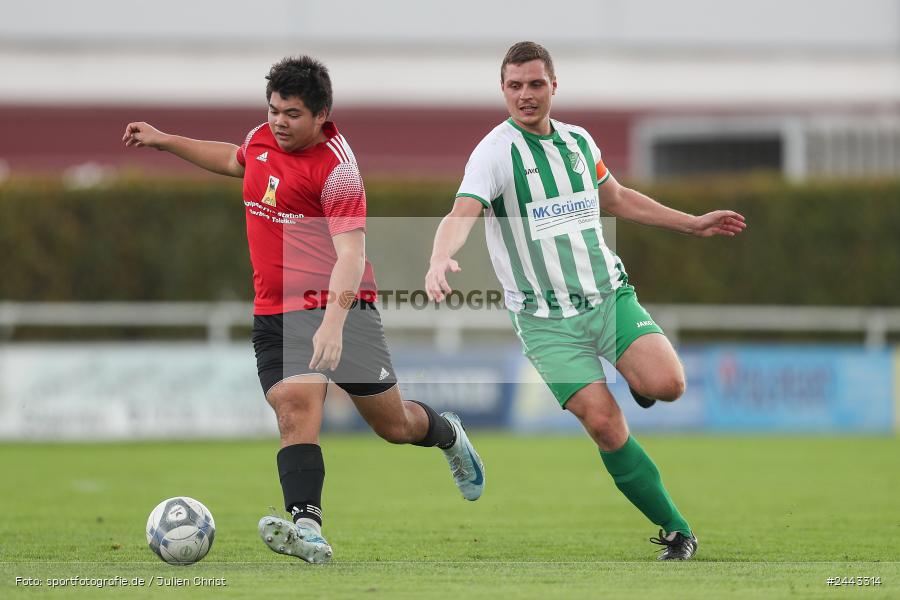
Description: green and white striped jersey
458,118,627,318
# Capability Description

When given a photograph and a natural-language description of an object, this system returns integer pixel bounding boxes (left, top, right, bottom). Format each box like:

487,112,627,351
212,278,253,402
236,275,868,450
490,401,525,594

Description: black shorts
252,302,398,397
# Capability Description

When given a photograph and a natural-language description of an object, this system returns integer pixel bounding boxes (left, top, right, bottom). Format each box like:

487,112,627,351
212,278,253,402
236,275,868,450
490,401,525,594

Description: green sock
599,435,692,537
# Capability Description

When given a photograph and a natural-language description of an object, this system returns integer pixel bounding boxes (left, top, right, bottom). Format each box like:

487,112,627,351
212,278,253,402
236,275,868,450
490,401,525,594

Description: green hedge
616,177,900,305
2,175,899,305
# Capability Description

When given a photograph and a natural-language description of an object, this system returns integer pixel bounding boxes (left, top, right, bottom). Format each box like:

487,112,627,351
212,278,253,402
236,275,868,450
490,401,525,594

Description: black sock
289,503,322,526
410,401,456,449
277,443,324,527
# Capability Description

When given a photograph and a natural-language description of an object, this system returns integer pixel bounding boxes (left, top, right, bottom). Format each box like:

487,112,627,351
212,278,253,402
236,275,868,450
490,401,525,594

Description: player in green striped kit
426,41,746,560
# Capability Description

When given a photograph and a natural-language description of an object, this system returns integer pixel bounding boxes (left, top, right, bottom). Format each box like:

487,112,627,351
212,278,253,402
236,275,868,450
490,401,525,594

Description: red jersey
236,121,378,314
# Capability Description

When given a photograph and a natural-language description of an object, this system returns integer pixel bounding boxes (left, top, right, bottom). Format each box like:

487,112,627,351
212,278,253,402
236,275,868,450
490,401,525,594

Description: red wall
0,105,636,179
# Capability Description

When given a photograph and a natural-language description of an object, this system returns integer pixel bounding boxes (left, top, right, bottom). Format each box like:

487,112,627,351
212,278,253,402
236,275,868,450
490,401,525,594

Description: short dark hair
501,41,555,82
265,56,333,116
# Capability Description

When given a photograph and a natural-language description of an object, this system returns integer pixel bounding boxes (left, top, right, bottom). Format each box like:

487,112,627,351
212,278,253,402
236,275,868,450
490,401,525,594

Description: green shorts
510,284,664,407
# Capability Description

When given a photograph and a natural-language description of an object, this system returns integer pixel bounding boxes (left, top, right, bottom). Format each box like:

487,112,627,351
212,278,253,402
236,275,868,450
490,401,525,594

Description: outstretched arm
425,196,484,302
122,122,245,178
601,174,746,237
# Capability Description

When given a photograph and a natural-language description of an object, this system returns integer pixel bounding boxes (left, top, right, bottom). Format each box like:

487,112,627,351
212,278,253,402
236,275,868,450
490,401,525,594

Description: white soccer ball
146,497,216,565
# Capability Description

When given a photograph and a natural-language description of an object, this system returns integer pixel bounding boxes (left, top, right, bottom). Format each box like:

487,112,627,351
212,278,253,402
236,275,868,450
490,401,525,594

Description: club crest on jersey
567,152,585,175
262,175,279,207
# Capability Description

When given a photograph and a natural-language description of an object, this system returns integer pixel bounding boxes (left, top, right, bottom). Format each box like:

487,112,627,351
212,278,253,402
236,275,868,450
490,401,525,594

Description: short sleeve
581,131,611,186
321,163,367,236
596,157,610,185
457,140,505,209
237,123,265,167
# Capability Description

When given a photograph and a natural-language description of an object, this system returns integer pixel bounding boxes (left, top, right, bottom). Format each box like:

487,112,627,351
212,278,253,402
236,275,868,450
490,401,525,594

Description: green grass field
1,434,898,599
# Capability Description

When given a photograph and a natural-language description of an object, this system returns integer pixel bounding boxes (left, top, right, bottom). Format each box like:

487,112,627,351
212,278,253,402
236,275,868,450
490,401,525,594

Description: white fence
2,302,899,350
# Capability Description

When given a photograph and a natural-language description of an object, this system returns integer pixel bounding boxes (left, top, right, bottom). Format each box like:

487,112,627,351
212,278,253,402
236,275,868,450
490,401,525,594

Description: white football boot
440,412,485,501
258,516,333,564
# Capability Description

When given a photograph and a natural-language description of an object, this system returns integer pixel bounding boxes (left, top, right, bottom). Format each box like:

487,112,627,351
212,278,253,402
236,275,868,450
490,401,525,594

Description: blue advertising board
695,345,893,433
394,347,518,427
1,342,892,439
508,344,895,434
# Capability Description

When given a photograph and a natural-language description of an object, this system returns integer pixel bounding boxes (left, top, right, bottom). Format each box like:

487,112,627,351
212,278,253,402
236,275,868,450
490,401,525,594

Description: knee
576,406,629,451
649,373,685,402
266,387,318,432
268,386,304,415
271,400,306,436
580,409,617,439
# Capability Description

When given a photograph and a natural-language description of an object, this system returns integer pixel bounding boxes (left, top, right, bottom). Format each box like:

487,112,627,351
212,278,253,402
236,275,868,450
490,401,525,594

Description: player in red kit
122,56,484,564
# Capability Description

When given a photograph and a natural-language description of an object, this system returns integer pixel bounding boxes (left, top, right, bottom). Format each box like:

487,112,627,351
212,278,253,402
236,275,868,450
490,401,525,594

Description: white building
2,0,899,178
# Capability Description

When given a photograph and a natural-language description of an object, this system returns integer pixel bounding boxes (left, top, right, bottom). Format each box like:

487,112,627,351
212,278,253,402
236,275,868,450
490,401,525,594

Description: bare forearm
322,253,365,328
430,214,477,262
606,187,696,234
159,135,242,177
425,198,482,302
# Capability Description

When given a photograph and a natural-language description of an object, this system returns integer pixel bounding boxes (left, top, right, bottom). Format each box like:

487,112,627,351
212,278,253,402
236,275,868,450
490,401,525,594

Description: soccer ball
146,497,216,565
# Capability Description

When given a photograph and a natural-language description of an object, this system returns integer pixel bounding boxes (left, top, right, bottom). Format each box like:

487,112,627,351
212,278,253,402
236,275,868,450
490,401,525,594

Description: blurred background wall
2,0,899,180
2,0,899,439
